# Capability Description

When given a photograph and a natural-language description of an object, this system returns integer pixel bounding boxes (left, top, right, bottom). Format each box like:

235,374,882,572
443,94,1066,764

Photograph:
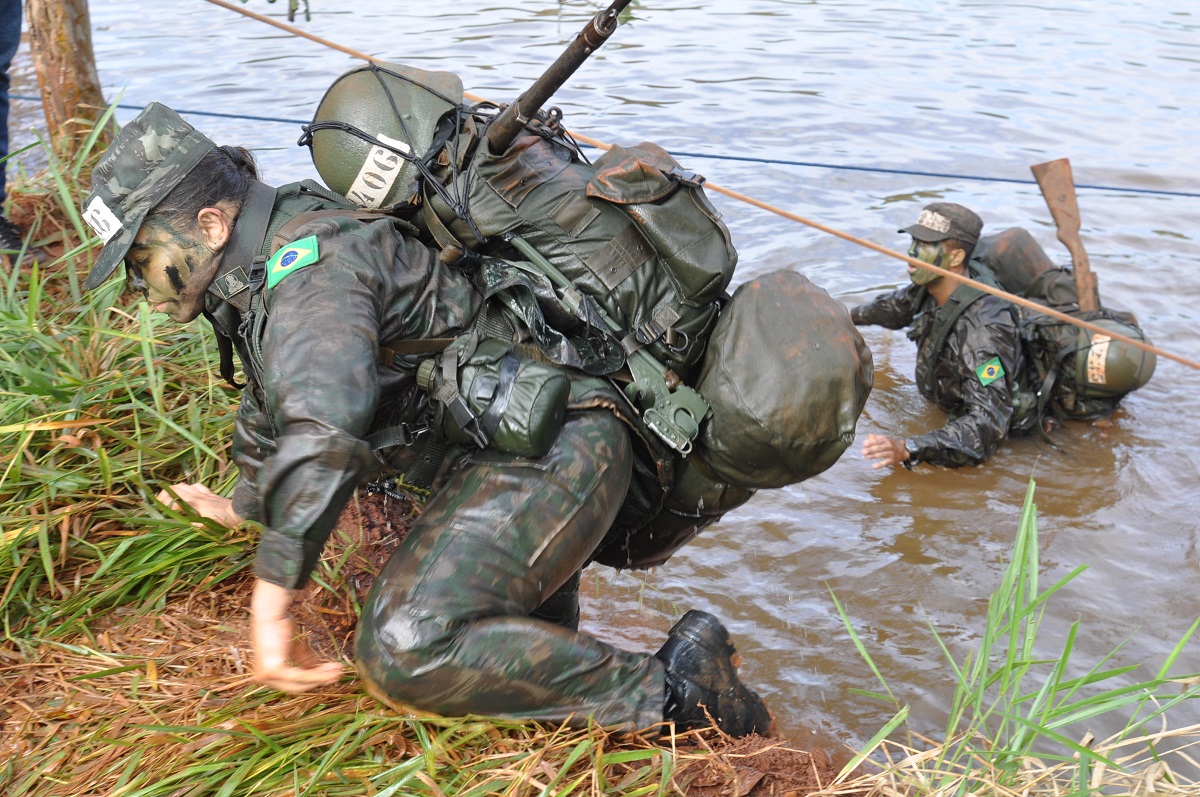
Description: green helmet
1074,318,1157,398
303,61,463,210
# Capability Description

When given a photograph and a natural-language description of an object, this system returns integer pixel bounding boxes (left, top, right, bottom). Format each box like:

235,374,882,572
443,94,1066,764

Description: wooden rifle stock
1031,158,1101,312
486,0,633,154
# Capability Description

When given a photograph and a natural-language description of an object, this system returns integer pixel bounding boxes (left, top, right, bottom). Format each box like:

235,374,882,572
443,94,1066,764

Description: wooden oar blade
1031,157,1099,312
1031,158,1082,238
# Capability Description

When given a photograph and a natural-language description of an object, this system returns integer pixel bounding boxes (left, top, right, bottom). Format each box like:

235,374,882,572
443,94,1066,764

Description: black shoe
656,609,773,737
0,215,25,254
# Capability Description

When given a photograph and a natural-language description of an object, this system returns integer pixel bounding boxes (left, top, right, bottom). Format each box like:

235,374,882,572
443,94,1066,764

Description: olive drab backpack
302,61,873,568
969,228,1156,422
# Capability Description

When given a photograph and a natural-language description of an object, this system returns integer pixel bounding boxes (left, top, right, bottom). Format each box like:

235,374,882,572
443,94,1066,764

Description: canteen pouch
430,338,570,458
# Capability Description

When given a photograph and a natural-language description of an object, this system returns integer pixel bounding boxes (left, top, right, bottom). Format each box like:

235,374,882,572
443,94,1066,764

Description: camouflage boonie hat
80,102,216,291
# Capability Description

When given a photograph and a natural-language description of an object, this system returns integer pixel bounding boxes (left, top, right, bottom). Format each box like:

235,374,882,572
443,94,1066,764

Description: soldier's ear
196,207,233,251
947,245,967,269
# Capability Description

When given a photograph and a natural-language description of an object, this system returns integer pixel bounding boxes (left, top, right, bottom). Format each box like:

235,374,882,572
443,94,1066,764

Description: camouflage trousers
355,410,666,731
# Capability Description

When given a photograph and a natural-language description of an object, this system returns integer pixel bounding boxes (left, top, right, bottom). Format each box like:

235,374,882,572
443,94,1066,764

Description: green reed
1,122,244,640
834,477,1200,794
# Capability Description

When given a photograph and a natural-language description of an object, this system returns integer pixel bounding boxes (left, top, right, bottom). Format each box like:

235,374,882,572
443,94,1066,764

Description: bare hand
862,434,910,469
250,579,344,692
156,482,243,527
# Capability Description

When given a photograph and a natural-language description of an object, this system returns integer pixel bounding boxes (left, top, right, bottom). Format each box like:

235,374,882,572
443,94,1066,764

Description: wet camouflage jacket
851,277,1029,467
204,180,481,588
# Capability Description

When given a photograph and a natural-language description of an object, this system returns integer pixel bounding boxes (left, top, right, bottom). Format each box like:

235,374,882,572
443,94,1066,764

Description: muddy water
23,0,1197,751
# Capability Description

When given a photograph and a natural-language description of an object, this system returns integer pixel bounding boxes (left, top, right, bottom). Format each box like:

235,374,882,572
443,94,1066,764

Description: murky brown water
20,0,1198,752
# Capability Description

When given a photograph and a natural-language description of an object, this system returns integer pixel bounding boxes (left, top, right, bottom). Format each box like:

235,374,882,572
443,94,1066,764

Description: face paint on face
907,240,949,286
126,222,219,322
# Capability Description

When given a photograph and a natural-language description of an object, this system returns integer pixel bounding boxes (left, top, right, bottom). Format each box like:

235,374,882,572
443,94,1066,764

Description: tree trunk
25,0,110,160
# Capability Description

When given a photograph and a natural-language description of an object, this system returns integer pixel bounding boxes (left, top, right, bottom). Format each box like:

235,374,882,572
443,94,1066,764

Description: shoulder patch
266,235,320,289
976,357,1005,386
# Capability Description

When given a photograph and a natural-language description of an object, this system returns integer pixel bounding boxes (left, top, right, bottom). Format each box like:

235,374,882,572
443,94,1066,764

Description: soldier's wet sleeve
230,385,275,522
253,219,479,589
850,284,921,329
906,301,1022,468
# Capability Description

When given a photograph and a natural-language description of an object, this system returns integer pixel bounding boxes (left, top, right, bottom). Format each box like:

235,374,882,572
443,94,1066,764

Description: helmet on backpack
1073,317,1157,399
303,61,463,210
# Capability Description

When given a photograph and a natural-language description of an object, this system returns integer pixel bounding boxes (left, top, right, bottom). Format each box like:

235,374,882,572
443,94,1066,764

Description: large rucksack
972,228,1156,421
301,61,873,566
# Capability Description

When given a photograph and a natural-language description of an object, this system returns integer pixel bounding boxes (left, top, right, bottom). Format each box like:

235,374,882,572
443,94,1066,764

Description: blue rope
668,150,1200,200
15,95,1198,199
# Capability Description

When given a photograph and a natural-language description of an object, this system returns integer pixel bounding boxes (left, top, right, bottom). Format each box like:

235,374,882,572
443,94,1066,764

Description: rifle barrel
486,0,633,154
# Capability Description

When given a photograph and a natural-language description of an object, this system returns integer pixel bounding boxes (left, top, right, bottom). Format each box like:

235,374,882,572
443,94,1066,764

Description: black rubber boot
655,609,773,737
529,571,581,631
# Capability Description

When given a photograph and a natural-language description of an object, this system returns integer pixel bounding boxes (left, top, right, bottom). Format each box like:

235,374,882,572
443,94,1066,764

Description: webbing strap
378,338,455,366
477,351,520,442
365,422,426,450
404,436,449,490
420,188,466,253
620,306,684,355
926,284,988,370
1030,338,1078,447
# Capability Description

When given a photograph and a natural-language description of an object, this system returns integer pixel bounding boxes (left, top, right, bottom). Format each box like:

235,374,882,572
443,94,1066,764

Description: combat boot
655,609,773,737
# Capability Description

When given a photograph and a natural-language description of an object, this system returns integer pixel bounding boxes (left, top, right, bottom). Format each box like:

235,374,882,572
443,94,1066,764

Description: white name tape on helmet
347,133,411,209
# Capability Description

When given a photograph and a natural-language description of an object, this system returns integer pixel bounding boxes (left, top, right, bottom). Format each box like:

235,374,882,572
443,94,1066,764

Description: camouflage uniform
851,268,1031,467
77,102,780,733
205,178,669,729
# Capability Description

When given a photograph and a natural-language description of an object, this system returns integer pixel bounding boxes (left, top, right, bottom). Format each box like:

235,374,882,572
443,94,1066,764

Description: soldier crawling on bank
852,201,1154,470
78,103,783,736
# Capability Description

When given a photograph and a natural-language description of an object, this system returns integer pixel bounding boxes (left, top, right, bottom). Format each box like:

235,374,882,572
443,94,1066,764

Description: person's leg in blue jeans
0,0,23,250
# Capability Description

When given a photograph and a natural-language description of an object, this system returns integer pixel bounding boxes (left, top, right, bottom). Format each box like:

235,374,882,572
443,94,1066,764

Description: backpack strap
271,209,374,254
926,283,988,372
268,208,419,255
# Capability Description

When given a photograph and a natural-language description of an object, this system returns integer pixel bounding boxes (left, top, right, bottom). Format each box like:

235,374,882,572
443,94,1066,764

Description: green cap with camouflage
80,102,216,291
900,202,983,246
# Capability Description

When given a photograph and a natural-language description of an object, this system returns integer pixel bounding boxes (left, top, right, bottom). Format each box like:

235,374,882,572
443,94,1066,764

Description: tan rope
204,0,1199,373
703,182,1200,371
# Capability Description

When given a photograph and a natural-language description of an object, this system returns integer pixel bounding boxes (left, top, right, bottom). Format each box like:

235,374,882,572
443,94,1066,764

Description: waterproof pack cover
426,135,737,381
972,229,1156,419
693,270,873,489
974,227,1056,297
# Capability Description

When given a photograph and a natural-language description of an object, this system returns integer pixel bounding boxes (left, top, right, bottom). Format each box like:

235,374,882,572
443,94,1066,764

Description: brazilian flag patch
266,236,320,289
976,357,1005,386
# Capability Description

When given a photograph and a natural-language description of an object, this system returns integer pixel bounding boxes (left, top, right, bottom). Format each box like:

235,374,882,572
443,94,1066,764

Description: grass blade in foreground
835,476,1200,795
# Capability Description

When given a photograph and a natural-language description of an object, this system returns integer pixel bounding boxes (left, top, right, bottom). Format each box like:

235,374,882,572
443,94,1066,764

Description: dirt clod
290,487,417,661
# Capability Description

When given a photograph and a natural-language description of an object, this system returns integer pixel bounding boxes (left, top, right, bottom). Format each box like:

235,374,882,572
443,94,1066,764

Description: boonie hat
900,202,983,246
80,102,216,290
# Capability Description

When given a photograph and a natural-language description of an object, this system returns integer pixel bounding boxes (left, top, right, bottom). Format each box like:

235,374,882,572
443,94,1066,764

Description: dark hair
944,237,976,264
144,145,260,232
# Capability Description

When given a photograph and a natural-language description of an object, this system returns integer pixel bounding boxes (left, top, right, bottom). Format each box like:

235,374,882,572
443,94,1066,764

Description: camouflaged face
80,102,217,291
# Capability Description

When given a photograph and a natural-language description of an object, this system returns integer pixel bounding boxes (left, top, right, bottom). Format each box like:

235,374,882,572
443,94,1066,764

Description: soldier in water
851,203,1034,469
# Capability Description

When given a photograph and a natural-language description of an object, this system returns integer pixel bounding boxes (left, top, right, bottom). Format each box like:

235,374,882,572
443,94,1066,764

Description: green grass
834,477,1200,795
